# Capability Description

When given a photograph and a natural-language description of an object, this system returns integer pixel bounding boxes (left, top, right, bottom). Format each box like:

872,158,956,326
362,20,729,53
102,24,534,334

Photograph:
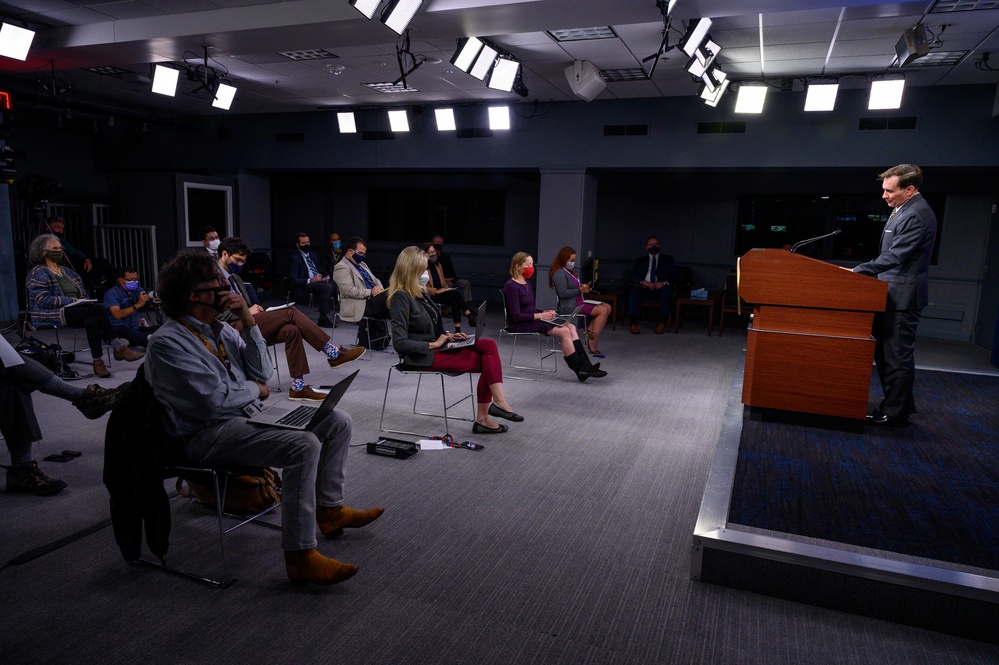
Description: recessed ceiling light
930,0,999,12
547,26,617,42
278,49,339,61
600,68,648,82
363,82,421,93
900,50,968,67
82,65,131,76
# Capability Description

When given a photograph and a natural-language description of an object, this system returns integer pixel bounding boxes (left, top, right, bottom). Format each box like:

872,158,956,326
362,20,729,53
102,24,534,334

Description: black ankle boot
564,352,588,382
573,340,607,378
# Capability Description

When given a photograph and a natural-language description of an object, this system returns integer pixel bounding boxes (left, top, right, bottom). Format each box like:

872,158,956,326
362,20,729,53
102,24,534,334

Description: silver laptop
440,301,487,351
247,370,358,431
545,305,583,327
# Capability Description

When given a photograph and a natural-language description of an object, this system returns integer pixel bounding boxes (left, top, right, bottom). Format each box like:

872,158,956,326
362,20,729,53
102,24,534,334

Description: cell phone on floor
459,441,484,451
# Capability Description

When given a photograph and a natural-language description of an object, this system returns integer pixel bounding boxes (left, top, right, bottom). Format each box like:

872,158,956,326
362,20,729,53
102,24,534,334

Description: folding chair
379,360,475,437
498,290,557,380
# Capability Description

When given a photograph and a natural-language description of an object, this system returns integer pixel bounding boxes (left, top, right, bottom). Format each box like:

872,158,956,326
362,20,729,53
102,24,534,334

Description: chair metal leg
381,367,475,437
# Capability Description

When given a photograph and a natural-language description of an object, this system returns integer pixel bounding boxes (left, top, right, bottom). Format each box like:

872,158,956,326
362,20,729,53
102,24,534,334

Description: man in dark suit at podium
852,164,937,426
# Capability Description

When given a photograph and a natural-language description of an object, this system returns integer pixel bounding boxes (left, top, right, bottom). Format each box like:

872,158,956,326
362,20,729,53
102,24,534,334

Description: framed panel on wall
183,182,233,248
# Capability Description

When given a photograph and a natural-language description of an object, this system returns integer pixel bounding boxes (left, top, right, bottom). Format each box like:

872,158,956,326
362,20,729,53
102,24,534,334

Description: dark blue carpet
729,369,999,570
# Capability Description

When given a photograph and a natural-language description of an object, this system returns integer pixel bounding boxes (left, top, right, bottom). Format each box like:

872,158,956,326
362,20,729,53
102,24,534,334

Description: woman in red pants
387,246,522,434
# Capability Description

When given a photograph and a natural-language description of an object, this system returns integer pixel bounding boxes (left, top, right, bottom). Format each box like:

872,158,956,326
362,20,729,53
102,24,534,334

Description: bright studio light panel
734,84,768,113
469,44,498,81
337,112,357,133
212,82,237,110
349,0,382,19
0,23,35,61
868,79,905,110
451,37,484,72
435,108,456,131
680,18,713,58
381,0,424,35
804,82,839,112
488,106,510,130
151,65,180,96
487,58,520,92
388,109,410,132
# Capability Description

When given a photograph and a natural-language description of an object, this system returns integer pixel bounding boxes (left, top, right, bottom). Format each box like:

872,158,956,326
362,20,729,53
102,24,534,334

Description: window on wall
735,193,943,264
367,189,505,245
183,183,233,247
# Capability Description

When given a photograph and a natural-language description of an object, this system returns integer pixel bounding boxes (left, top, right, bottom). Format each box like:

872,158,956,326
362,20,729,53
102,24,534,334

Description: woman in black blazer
388,246,521,434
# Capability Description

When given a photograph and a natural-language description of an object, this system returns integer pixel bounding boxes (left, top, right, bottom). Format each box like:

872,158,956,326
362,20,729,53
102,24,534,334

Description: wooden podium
739,249,888,420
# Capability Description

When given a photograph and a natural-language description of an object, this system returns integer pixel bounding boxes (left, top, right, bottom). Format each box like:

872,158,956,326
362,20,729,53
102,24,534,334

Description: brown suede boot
284,548,358,586
316,505,385,538
93,359,111,378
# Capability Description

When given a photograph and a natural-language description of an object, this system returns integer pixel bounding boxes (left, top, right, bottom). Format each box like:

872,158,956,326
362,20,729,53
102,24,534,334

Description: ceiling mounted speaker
564,60,606,102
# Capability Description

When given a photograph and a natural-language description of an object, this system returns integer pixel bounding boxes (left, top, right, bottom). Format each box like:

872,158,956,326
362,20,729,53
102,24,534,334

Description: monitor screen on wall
735,192,942,264
368,189,505,245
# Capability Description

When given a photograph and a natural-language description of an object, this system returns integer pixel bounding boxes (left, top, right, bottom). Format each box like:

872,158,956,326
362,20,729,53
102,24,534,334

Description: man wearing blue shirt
104,266,159,348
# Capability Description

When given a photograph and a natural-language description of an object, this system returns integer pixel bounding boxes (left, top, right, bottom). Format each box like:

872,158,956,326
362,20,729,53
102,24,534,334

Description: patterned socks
323,341,340,361
291,377,305,391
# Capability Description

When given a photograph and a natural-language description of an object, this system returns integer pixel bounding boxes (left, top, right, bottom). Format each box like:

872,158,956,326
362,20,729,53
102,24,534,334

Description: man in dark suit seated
627,235,677,335
288,232,337,327
852,164,937,426
431,234,472,304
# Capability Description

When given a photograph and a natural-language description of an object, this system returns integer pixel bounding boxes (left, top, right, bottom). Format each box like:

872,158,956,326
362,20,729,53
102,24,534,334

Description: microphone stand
790,229,842,254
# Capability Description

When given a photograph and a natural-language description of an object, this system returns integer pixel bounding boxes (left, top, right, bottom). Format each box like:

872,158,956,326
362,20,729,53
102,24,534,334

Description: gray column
536,170,597,310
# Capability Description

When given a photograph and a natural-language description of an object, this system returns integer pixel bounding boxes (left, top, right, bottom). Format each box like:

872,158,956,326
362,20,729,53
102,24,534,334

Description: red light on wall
0,91,12,111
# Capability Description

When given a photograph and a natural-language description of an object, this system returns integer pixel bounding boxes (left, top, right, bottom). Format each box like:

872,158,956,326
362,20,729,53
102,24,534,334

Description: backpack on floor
178,467,282,514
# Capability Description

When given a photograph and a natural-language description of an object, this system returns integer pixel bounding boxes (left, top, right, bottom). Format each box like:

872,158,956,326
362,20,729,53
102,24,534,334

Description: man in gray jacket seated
145,250,384,586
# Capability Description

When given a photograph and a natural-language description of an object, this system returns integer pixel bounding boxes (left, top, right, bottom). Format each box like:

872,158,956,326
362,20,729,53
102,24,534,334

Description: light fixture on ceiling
699,70,729,107
488,106,510,131
734,84,768,113
869,78,905,110
657,0,679,17
487,57,520,92
435,108,456,131
469,43,499,81
337,112,357,133
686,39,721,78
381,0,424,35
0,22,35,61
804,82,839,112
679,18,713,58
699,65,726,94
151,65,180,96
451,37,484,73
349,0,382,19
212,80,237,110
388,109,410,132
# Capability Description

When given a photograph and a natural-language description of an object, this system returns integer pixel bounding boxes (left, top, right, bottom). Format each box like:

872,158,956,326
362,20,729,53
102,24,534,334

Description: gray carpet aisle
2,319,998,664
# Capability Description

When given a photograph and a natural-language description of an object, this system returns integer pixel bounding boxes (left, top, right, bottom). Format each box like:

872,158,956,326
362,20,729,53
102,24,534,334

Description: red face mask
521,266,535,279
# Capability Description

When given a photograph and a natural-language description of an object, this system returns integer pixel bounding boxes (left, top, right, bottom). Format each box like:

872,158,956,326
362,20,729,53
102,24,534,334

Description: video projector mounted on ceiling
564,60,606,102
896,25,929,67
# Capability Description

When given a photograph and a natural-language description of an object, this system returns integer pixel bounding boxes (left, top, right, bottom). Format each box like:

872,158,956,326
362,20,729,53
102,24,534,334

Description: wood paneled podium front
738,249,888,420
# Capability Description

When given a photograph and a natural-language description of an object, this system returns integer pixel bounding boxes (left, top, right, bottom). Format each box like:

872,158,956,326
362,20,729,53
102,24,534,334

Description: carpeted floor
729,369,999,570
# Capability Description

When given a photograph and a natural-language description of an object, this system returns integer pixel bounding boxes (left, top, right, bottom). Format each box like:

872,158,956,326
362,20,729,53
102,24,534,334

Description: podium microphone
790,229,842,254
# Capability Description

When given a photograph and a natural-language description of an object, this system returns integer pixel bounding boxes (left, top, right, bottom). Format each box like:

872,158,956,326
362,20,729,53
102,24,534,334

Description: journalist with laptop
145,250,383,587
387,246,523,435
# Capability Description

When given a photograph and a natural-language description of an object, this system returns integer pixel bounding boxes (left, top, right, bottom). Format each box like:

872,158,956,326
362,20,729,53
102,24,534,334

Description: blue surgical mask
227,262,243,274
332,240,342,249
124,280,139,291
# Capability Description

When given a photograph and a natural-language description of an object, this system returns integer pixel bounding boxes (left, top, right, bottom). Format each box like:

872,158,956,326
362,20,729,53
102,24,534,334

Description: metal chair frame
136,464,282,589
379,362,475,437
498,290,558,380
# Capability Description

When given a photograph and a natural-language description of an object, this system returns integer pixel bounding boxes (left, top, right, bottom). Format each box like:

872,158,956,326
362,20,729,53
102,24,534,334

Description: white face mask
208,238,221,251
418,272,430,288
566,261,575,270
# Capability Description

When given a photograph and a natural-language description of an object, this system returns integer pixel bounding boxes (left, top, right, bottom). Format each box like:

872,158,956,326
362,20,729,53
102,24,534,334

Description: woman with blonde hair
548,246,611,358
502,252,606,382
388,246,521,434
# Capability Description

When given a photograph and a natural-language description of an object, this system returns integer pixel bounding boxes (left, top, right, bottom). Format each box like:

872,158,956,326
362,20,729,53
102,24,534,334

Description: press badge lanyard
179,319,238,382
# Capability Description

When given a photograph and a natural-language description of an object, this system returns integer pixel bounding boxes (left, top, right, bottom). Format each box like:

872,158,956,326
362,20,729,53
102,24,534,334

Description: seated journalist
26,234,143,378
145,250,384,586
216,237,364,401
104,266,160,348
502,252,607,383
2,335,129,495
389,246,522,434
548,246,611,358
423,242,477,333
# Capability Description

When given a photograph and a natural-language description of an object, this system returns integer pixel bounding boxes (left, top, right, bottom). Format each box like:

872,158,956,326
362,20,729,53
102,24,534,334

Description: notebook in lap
247,370,358,431
545,305,583,327
440,301,487,351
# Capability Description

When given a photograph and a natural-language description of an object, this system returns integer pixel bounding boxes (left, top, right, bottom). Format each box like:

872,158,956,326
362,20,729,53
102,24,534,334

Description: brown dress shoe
285,548,358,586
113,344,144,362
288,386,328,402
317,505,385,538
630,323,640,335
93,358,111,378
655,322,666,334
329,346,366,368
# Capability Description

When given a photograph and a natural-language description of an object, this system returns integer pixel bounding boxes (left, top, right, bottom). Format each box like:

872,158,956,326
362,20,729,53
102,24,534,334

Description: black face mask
434,243,444,254
299,244,311,253
648,246,661,256
193,286,230,312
